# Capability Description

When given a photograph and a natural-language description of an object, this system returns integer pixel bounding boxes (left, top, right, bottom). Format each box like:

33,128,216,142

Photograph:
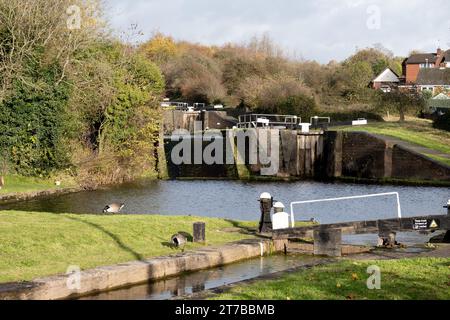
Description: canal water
1,180,445,300
1,180,447,246
1,180,448,223
79,254,324,300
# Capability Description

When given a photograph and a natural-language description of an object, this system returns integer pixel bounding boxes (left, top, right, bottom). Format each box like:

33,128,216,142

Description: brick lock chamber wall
323,131,450,182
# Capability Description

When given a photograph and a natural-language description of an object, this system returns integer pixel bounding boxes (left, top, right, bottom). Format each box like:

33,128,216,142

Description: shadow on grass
224,219,258,236
161,241,177,249
64,215,144,261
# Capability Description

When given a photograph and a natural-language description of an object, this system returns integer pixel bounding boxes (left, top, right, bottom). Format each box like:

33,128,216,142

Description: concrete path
350,244,450,260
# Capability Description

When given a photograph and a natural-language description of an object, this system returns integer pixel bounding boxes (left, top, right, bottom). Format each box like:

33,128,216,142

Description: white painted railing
290,192,402,225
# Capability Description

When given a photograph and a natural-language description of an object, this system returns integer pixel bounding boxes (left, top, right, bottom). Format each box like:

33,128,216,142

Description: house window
420,63,434,68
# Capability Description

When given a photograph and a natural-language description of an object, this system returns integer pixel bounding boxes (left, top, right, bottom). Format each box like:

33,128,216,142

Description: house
415,68,450,94
371,68,400,92
402,48,450,84
372,48,450,95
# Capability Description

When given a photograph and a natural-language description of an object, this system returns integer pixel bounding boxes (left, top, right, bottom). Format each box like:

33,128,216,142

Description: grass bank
0,175,76,195
0,211,256,283
211,257,450,300
337,120,450,157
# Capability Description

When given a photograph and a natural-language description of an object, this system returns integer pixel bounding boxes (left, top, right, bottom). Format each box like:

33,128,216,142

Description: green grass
339,120,450,155
0,211,256,283
211,258,450,300
424,154,450,167
0,175,74,195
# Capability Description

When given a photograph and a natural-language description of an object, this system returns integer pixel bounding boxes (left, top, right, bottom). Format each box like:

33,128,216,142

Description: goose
171,233,187,248
103,203,125,214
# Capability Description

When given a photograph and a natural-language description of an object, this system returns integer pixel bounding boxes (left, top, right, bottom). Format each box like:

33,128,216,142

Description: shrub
0,64,72,176
257,94,317,120
433,112,450,132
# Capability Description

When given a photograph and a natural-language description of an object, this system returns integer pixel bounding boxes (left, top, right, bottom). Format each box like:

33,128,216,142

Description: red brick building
372,48,450,94
402,48,450,84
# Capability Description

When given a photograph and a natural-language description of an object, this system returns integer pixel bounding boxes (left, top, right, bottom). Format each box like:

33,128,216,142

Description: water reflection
79,255,321,300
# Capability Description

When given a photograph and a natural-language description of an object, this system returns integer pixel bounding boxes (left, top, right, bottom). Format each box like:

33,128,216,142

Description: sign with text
413,219,440,230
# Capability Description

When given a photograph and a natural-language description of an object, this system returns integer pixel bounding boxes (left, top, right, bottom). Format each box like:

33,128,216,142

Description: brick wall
341,132,387,179
324,131,450,182
406,64,420,83
392,145,450,181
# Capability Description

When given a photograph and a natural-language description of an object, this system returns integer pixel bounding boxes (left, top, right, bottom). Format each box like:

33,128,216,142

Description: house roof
406,53,437,64
428,98,450,109
432,93,450,100
444,50,450,62
372,68,399,83
416,68,450,85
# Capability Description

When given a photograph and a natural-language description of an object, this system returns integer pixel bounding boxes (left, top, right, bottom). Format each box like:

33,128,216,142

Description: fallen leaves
346,293,357,300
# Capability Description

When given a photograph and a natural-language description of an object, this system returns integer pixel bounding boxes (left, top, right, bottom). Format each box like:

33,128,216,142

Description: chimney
436,48,444,67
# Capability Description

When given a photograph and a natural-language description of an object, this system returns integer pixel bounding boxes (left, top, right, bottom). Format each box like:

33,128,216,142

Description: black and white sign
413,219,439,230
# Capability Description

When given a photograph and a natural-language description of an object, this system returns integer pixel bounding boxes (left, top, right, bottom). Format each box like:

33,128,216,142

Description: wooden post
259,193,273,233
444,200,450,243
313,228,342,257
193,222,206,243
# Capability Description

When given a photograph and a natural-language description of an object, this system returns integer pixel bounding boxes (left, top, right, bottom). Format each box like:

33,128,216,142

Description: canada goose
171,233,187,248
0,176,4,190
103,203,125,214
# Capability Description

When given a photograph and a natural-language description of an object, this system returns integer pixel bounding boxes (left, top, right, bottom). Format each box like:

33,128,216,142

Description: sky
104,0,450,63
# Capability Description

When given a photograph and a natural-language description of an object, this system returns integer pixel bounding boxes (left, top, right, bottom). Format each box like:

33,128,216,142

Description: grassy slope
212,258,450,300
0,211,256,283
0,175,74,194
338,120,450,160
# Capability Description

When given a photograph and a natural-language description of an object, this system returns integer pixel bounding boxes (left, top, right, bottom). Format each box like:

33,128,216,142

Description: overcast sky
104,0,450,63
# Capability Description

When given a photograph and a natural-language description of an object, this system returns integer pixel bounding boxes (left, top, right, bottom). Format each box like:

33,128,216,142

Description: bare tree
0,0,105,101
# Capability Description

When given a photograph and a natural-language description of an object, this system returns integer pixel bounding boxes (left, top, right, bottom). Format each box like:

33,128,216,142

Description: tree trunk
0,176,4,189
399,110,405,122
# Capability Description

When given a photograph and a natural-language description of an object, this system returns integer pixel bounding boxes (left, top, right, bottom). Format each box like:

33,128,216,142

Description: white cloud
104,0,450,63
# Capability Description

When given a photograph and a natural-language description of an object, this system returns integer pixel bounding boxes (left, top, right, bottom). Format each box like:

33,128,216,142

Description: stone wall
392,145,450,181
324,131,450,182
341,131,388,179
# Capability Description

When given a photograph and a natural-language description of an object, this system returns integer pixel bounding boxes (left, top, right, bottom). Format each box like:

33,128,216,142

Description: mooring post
443,200,450,243
193,222,206,243
259,193,273,233
313,227,342,257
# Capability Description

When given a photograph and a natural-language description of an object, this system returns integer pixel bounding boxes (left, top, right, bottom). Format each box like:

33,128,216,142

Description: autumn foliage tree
0,0,165,185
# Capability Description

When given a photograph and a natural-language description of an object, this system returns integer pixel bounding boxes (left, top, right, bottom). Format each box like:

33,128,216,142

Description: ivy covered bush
433,112,450,132
0,1,165,185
